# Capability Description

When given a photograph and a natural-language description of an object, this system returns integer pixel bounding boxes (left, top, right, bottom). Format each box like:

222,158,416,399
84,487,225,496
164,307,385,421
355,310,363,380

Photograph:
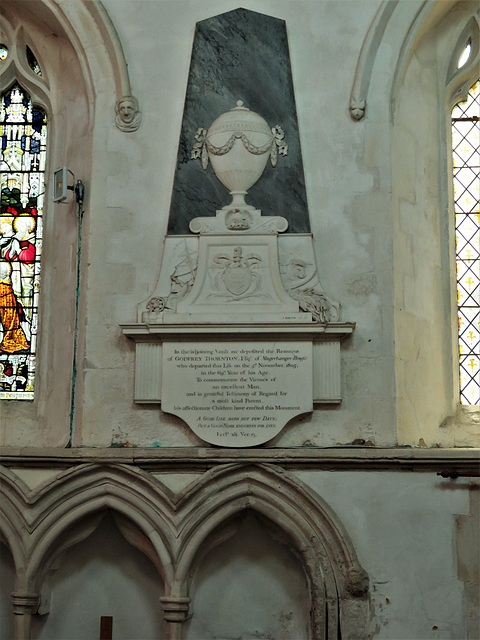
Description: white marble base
122,323,354,408
176,235,298,315
137,234,340,323
123,226,353,445
161,341,312,446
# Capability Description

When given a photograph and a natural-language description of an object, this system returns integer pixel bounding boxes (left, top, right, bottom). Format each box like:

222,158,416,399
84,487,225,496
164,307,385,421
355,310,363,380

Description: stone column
160,596,191,640
11,592,40,640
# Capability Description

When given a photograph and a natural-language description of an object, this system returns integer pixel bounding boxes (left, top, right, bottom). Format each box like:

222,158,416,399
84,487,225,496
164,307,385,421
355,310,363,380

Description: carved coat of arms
210,246,263,300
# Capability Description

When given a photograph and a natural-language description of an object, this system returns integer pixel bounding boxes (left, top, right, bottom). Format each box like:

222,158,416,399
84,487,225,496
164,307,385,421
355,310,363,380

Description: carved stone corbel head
115,95,141,132
349,97,366,121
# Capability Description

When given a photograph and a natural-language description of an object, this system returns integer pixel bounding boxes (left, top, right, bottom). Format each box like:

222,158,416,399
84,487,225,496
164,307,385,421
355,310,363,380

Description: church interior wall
0,465,474,639
0,0,479,638
0,543,15,639
390,0,480,446
0,0,94,447
80,0,397,448
3,0,475,449
28,516,166,640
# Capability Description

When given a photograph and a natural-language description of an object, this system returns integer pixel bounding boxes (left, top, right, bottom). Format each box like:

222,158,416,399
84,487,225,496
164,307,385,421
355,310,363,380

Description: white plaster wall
184,513,310,639
75,0,404,448
0,1,471,449
390,2,477,446
3,0,468,449
297,471,471,639
1,469,469,640
30,517,166,640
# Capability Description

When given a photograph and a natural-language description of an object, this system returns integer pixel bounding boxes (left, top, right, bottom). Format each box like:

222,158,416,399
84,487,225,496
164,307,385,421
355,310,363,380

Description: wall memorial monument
121,9,354,446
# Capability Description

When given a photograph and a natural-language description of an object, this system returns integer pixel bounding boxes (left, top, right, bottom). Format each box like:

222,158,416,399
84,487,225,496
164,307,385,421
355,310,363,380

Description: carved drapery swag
192,125,288,169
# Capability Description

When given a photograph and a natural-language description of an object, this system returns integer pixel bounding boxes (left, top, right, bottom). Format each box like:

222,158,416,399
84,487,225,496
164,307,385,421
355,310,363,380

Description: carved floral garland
192,126,288,169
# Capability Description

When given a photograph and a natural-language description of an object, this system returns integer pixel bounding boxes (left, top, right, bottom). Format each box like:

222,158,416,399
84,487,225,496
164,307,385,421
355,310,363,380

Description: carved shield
224,266,252,295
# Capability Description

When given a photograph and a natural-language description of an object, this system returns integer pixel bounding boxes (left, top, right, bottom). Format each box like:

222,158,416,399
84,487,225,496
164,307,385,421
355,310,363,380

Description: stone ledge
121,321,355,341
0,446,478,472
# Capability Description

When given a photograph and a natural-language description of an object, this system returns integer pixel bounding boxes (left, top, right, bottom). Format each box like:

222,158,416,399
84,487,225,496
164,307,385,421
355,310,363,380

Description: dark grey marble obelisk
167,8,310,234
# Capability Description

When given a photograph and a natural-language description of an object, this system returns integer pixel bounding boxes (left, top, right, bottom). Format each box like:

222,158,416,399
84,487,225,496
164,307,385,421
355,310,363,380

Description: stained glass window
0,84,47,399
26,46,42,77
452,79,480,405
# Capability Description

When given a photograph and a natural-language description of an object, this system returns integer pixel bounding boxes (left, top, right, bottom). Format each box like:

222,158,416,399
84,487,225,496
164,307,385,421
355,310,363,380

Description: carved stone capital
11,592,40,615
159,596,191,622
345,567,370,598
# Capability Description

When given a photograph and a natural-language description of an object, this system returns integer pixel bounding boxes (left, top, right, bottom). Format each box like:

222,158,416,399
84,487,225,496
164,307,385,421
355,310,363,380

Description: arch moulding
1,0,139,130
348,0,470,121
0,462,370,640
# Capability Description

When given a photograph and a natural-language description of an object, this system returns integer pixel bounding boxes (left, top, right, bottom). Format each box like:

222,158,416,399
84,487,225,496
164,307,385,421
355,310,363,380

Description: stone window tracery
25,46,42,77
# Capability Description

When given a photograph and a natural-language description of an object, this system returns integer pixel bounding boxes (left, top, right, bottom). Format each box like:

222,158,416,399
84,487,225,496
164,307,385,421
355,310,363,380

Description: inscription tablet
162,341,313,446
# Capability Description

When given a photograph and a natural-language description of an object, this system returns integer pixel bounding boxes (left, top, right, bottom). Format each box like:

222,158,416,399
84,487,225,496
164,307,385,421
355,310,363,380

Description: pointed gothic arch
350,0,480,445
349,0,477,122
1,465,175,593
0,0,134,123
0,467,32,577
0,462,370,639
0,0,140,447
171,464,370,640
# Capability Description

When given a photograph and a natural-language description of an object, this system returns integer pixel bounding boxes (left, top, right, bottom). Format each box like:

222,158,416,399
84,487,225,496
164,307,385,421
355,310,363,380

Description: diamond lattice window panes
452,79,480,405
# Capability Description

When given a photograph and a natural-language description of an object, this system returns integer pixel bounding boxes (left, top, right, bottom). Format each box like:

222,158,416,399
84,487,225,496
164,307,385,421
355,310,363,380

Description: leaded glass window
452,79,480,405
26,46,42,77
0,83,47,399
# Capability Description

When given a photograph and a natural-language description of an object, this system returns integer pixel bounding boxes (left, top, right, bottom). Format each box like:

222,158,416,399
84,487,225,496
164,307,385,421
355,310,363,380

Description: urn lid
207,100,272,138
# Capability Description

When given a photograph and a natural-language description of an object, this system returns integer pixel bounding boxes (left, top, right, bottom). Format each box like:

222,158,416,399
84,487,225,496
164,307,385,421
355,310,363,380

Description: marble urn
192,101,287,210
